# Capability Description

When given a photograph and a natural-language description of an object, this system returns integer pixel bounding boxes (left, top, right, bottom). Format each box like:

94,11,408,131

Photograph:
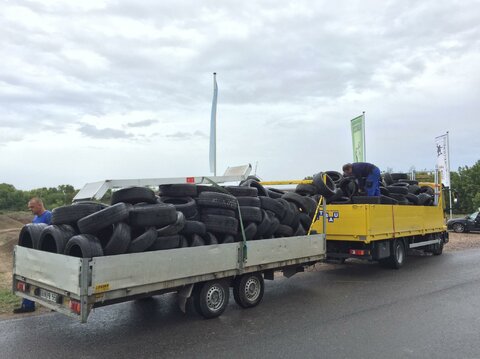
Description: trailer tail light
186,177,195,183
69,300,81,314
349,249,369,256
16,281,28,292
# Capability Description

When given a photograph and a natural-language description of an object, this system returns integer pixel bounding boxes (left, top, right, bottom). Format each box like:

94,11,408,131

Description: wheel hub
244,277,260,302
206,285,224,312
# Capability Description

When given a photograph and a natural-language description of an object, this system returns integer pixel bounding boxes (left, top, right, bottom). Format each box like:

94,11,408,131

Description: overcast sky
1,0,479,190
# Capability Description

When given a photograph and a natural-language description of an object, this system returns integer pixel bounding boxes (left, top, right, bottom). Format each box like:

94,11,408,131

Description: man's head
342,163,353,176
28,197,45,216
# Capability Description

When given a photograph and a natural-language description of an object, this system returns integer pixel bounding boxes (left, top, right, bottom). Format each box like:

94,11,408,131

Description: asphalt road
2,249,480,359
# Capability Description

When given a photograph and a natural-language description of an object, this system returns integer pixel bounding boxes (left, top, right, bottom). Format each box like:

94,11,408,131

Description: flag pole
447,131,453,219
210,72,218,176
362,111,366,161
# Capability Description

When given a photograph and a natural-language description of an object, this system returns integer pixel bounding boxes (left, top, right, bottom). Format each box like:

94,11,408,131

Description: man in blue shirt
343,162,381,196
13,197,52,314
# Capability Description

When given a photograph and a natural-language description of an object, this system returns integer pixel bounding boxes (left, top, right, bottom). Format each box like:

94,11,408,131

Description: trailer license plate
39,289,58,303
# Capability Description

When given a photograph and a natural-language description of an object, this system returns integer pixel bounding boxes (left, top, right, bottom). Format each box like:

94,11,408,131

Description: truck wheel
432,239,444,256
233,272,264,308
453,223,465,233
388,240,406,269
194,280,229,319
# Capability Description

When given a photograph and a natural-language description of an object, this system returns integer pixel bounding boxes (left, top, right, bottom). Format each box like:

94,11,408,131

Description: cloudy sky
1,0,479,189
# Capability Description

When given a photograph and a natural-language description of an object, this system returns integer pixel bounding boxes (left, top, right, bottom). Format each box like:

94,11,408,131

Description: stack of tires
294,171,436,206
18,180,322,259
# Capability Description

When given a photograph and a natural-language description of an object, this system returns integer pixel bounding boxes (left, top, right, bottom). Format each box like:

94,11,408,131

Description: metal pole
446,131,453,219
362,111,366,161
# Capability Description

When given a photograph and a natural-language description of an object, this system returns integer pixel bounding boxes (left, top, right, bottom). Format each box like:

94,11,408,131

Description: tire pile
18,179,321,258
294,171,436,206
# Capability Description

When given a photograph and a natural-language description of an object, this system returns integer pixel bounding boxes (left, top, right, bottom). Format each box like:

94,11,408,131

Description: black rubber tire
18,223,48,249
295,184,317,196
201,214,239,235
239,206,263,223
275,224,294,238
312,172,336,197
326,188,344,204
189,233,206,247
64,234,103,258
159,184,197,197
405,193,419,205
325,171,343,183
391,182,409,187
259,197,286,219
276,198,294,225
180,220,207,236
387,186,409,195
383,173,394,185
129,203,177,227
237,222,257,241
158,197,197,219
103,222,131,255
150,235,183,250
299,213,312,230
197,192,238,210
224,186,258,197
379,187,390,196
38,225,76,254
331,197,351,204
266,188,285,199
78,203,130,234
281,192,311,215
293,224,306,236
233,273,264,308
390,173,409,181
193,280,230,319
52,203,106,225
179,236,189,247
240,179,269,197
201,207,237,218
420,186,435,195
302,196,318,217
398,179,419,185
127,228,157,253
255,210,272,238
380,195,398,204
417,193,433,206
387,239,406,269
408,185,421,195
221,234,235,244
237,196,261,207
156,211,186,236
351,196,381,204
202,232,218,245
452,223,465,233
196,185,224,195
432,237,444,255
339,177,359,197
111,186,156,205
264,216,280,238
288,202,301,229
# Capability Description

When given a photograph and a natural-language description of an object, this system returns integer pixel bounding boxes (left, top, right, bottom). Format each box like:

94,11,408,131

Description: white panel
14,246,82,295
91,244,240,291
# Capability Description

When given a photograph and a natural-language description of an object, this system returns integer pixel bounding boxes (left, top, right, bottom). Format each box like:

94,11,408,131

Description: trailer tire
64,234,104,258
52,203,106,225
159,184,198,197
127,228,157,253
129,203,177,227
111,186,156,205
233,273,264,308
18,223,48,249
193,280,230,319
38,225,77,254
197,192,238,210
78,203,130,234
201,214,239,235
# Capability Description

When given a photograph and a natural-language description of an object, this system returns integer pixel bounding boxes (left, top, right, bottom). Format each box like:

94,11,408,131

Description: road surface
1,249,480,359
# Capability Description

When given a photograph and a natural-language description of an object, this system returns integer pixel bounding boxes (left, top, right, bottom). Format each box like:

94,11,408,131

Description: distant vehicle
447,211,480,233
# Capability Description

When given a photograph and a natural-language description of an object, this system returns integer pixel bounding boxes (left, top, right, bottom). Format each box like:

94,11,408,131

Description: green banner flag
351,114,365,162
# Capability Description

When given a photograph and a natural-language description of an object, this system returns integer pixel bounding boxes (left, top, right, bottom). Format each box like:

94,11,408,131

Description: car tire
64,234,104,258
452,223,465,233
159,184,198,197
129,203,177,227
239,206,263,223
78,203,130,234
201,214,239,235
38,224,77,254
197,192,238,210
104,222,132,255
52,203,107,225
156,211,186,236
18,223,49,249
312,172,336,197
111,186,156,205
127,228,157,253
158,197,197,219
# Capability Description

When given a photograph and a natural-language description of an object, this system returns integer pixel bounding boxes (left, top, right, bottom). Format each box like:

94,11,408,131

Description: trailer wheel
388,240,406,269
233,273,264,308
193,280,230,319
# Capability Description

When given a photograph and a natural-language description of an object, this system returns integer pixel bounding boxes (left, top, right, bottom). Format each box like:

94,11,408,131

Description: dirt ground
0,212,478,320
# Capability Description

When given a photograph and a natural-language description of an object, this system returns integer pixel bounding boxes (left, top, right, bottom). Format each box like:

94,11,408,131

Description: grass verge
0,289,20,314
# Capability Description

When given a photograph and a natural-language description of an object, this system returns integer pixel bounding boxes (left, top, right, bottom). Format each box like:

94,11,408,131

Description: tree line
0,160,478,214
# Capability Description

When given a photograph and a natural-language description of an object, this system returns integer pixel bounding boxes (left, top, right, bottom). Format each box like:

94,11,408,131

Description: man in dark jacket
343,162,381,196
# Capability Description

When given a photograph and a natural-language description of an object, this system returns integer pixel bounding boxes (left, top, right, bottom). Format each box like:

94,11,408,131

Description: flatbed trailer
13,167,326,322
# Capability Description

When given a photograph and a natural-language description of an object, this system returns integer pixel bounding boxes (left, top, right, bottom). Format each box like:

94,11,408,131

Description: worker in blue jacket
13,197,52,314
343,162,381,196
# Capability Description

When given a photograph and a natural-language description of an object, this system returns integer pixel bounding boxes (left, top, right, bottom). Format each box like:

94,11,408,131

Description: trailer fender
177,284,194,313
